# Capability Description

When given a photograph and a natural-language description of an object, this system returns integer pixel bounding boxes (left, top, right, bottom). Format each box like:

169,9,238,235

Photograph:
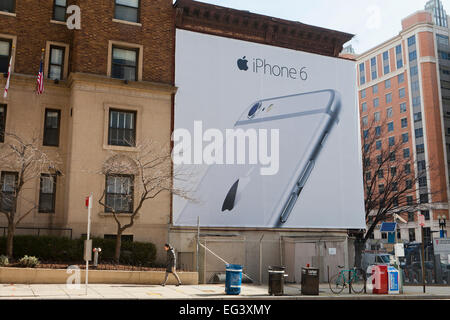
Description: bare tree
98,140,194,262
354,118,441,267
0,132,61,257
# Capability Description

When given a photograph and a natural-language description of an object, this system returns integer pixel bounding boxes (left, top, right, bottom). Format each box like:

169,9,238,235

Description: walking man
161,243,182,286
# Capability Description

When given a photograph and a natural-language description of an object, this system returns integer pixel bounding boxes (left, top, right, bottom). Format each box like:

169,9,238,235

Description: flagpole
36,48,45,95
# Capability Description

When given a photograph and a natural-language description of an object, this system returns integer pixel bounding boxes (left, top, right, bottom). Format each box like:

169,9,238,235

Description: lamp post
437,215,447,238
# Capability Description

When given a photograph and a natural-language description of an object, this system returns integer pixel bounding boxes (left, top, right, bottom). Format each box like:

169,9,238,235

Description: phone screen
174,90,337,227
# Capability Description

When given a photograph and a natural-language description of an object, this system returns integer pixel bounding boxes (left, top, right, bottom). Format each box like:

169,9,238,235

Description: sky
189,0,450,54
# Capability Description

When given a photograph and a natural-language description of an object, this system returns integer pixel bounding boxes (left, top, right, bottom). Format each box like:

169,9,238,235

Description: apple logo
237,56,248,71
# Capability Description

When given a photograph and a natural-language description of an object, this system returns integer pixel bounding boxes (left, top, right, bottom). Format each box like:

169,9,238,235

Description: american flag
36,53,44,95
3,56,12,98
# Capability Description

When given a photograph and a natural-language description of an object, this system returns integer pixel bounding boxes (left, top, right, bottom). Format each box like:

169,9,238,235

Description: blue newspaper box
388,266,400,295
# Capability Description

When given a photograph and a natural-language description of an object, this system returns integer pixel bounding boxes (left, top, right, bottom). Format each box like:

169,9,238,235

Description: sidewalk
0,283,449,300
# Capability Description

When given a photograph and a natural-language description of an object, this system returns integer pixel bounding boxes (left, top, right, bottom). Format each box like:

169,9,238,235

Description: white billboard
173,29,365,229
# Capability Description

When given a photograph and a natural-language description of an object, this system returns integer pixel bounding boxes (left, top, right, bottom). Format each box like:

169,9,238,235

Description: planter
0,267,198,285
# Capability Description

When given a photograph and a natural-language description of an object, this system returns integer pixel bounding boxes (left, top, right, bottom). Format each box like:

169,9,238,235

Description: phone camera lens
248,102,262,119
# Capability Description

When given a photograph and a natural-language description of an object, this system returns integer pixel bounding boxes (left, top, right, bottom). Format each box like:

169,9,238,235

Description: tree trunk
114,229,123,263
6,222,15,258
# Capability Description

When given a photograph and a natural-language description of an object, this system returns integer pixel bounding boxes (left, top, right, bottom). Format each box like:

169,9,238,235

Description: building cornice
174,0,354,58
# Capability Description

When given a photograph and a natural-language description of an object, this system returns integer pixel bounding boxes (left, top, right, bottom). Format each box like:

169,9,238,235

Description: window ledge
103,144,138,152
112,18,142,27
50,19,67,26
0,11,16,17
99,212,139,218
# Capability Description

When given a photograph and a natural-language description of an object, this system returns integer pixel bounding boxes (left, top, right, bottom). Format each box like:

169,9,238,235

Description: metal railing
0,226,73,239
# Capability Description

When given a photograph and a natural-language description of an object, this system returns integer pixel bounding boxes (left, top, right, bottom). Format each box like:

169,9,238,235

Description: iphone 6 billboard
172,29,365,229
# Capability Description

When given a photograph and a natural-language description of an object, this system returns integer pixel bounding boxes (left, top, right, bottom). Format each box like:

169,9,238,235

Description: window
378,169,384,178
365,172,371,181
423,227,431,245
364,144,369,152
362,116,368,127
114,0,140,23
404,163,411,174
359,63,366,85
381,233,387,240
416,144,425,154
108,109,136,147
39,174,56,213
406,180,413,189
410,66,418,76
379,184,385,194
363,130,369,139
409,228,416,242
418,160,426,171
0,0,15,13
105,175,134,213
402,133,409,143
43,109,61,147
399,88,406,99
373,85,378,94
409,50,417,61
383,51,390,75
398,73,404,84
385,79,391,89
414,112,422,122
111,46,138,81
437,34,449,46
401,118,408,128
374,111,381,122
0,172,17,213
371,57,377,80
387,122,394,132
0,38,12,74
391,167,397,177
408,36,416,47
52,0,67,22
392,182,398,191
389,136,395,146
361,102,367,112
397,228,401,239
396,45,403,69
376,140,382,150
387,107,393,118
390,152,396,161
422,210,430,221
400,103,407,113
377,155,382,164
403,148,410,159
415,128,424,138
0,104,6,143
361,89,366,99
104,234,134,242
48,45,65,80
373,98,379,108
386,93,392,104
419,176,428,188
412,96,421,107
375,126,381,136
407,196,413,206
420,194,429,204
411,81,420,92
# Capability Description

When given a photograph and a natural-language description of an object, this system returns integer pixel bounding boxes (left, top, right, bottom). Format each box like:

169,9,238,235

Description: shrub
0,255,8,267
18,255,40,268
0,236,157,266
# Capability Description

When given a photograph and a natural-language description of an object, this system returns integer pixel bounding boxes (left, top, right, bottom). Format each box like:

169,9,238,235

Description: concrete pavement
0,283,449,299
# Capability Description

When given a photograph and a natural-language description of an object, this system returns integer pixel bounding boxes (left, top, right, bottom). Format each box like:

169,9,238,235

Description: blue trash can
225,264,243,295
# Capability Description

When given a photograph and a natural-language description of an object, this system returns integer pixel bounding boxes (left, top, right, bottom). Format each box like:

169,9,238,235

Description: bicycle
328,266,366,294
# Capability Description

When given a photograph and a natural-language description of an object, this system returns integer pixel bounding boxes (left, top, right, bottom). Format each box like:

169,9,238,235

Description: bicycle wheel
350,268,366,294
329,272,345,294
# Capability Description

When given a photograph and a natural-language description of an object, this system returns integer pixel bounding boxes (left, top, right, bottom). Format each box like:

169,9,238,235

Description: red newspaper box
372,265,388,294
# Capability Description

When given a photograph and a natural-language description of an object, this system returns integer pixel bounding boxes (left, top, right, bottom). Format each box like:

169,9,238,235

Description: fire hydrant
92,248,102,267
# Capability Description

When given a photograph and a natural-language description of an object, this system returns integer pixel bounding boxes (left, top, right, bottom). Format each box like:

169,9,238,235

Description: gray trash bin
268,266,286,296
301,267,319,296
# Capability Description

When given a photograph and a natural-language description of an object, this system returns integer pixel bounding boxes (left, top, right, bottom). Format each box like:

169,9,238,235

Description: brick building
356,2,450,247
0,0,176,261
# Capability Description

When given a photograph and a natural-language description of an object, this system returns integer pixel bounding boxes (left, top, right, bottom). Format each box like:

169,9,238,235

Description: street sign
394,243,405,257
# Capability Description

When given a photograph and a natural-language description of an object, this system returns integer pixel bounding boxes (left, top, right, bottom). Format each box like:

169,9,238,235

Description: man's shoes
161,283,165,287
176,283,181,287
